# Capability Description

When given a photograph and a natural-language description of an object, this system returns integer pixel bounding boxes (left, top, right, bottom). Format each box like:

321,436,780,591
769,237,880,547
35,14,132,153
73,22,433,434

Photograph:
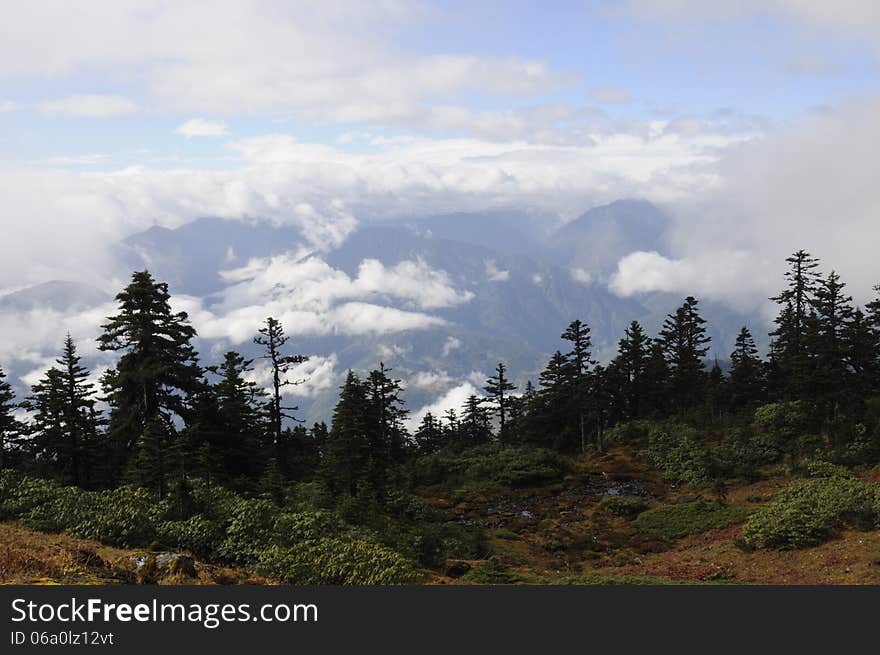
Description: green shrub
604,421,651,447
598,495,647,518
0,473,165,548
643,422,712,485
65,487,166,547
801,459,854,479
256,539,421,584
633,500,750,541
156,516,224,557
741,476,880,550
713,427,782,478
753,401,813,440
217,498,281,562
461,557,527,584
557,572,682,585
409,444,572,492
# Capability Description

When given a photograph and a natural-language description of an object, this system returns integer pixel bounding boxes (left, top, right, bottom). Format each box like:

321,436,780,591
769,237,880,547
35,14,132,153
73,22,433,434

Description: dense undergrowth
0,469,486,584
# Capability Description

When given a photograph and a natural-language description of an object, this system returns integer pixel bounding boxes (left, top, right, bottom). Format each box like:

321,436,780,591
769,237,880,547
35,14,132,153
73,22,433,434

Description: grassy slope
0,523,269,585
427,450,880,585
3,450,879,585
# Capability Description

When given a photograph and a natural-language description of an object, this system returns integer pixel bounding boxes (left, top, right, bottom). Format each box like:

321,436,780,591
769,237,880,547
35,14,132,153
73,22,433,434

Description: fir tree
659,296,710,413
24,342,103,487
319,371,369,496
0,365,18,471
460,394,492,445
97,271,201,490
530,351,571,449
641,340,669,416
613,320,651,420
727,327,765,411
367,363,409,467
483,362,517,443
768,250,821,399
561,320,592,453
413,412,444,455
705,359,725,420
845,307,880,399
204,351,268,484
806,271,854,433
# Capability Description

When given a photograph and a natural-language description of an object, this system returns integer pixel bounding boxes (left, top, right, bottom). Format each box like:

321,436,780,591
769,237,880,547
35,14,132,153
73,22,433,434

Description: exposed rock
130,552,197,579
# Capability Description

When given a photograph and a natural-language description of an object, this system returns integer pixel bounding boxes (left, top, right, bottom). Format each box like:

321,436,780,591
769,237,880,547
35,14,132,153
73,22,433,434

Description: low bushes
256,539,421,585
642,423,712,485
598,495,647,518
740,472,880,550
408,444,572,494
633,500,750,541
0,470,421,584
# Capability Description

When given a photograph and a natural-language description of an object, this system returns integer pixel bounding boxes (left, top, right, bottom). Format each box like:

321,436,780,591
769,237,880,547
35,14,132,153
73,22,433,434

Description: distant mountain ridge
2,200,768,423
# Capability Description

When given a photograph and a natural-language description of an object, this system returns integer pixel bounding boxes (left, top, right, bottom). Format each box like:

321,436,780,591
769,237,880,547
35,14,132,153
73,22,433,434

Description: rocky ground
428,450,880,585
0,523,268,585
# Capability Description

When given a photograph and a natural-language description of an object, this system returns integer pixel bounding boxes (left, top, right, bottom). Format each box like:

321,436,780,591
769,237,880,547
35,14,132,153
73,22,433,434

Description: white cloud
0,99,16,112
441,336,461,357
0,121,754,291
610,96,880,310
0,303,116,373
176,118,228,138
173,251,471,343
405,382,482,431
609,250,779,314
0,2,569,130
408,370,456,392
570,267,593,285
484,259,510,282
353,259,474,309
247,354,339,399
377,343,412,360
36,94,138,117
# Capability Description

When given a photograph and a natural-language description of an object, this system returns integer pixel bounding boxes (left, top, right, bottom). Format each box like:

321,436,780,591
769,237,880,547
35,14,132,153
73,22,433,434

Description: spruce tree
768,250,821,399
860,283,880,394
807,271,854,433
483,362,517,443
705,359,725,420
204,351,267,484
561,320,592,453
367,363,408,465
659,296,710,413
413,412,444,455
531,351,571,448
319,371,369,496
588,364,611,453
613,320,651,420
641,340,669,416
442,407,460,444
845,307,880,399
0,365,18,471
460,394,492,445
25,340,102,487
727,326,765,411
98,270,201,492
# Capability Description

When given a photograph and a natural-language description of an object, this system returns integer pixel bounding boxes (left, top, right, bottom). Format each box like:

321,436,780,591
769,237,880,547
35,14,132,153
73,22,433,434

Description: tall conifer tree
98,271,201,491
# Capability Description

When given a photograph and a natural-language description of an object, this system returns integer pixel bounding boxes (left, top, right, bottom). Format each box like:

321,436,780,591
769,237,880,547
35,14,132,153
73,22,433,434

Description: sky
2,1,880,354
